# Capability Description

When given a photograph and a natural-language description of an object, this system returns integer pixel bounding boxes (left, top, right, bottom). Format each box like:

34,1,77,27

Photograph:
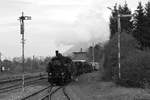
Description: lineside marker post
19,12,31,91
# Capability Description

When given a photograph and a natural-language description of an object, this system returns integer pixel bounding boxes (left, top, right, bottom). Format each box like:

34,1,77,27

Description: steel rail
41,86,53,100
19,84,70,100
41,86,71,100
0,73,47,84
62,87,70,100
0,76,47,93
49,86,63,100
21,85,52,100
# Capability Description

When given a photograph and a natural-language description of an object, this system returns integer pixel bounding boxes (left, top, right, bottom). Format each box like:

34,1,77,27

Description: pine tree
109,2,132,38
109,4,118,38
119,2,132,33
133,2,145,48
143,1,150,48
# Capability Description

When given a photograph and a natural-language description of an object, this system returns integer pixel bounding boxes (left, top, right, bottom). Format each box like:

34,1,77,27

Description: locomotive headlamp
49,73,52,75
61,72,64,75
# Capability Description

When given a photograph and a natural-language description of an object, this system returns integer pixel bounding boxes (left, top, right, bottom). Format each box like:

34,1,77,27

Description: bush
119,51,150,88
103,32,139,80
102,32,150,87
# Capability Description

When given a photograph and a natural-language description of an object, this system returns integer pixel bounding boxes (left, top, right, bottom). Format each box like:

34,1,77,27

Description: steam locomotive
47,51,75,86
47,50,94,86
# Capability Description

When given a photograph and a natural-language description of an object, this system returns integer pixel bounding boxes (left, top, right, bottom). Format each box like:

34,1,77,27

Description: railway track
21,85,71,100
0,73,46,84
0,74,47,93
0,73,71,100
62,87,70,100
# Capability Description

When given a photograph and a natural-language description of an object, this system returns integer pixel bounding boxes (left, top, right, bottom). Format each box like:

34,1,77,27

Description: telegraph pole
118,14,121,79
0,52,1,61
32,55,35,72
107,7,132,79
19,12,31,91
0,52,1,72
117,14,132,79
92,42,95,70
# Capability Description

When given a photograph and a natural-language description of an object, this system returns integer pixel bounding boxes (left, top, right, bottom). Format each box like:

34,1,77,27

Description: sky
0,0,149,58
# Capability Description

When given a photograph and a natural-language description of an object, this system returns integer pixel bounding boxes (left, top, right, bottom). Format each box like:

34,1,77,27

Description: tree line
102,1,150,88
0,56,51,73
110,1,150,49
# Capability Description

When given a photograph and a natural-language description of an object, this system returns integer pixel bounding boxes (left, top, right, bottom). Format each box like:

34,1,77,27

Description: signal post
19,12,31,91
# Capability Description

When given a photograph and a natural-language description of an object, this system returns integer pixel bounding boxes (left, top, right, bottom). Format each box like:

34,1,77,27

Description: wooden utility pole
107,7,132,79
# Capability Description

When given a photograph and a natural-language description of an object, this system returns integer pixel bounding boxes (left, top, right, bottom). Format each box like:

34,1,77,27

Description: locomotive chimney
56,50,59,57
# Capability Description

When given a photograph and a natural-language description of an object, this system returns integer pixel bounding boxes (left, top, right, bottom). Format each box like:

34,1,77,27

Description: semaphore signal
19,12,31,91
